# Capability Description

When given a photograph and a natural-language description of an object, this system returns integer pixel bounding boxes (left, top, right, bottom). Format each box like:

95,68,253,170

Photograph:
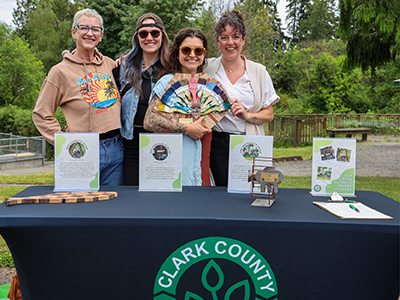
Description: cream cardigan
205,56,270,135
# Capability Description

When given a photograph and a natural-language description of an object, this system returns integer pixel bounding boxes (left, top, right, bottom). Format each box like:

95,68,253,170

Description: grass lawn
280,176,400,202
274,146,313,161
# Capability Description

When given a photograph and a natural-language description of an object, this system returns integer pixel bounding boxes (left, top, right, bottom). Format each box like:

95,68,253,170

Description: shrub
0,105,66,160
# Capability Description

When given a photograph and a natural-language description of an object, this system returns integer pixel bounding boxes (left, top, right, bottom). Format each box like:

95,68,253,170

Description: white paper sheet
311,138,356,196
313,202,393,219
139,133,182,192
54,132,99,192
228,135,273,193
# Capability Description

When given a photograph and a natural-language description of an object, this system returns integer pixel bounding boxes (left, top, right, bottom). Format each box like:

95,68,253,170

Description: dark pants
123,127,150,186
210,131,230,186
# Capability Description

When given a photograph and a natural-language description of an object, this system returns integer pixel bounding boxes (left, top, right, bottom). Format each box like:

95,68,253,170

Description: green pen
349,204,360,213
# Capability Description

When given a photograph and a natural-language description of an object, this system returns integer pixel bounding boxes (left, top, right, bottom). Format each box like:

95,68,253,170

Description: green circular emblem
313,184,322,192
240,143,261,161
153,237,278,300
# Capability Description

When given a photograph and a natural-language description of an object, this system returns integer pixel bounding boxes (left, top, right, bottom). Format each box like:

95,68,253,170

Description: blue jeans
99,134,124,186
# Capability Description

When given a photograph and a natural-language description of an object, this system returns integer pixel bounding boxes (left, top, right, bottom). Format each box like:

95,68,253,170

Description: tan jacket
33,49,121,145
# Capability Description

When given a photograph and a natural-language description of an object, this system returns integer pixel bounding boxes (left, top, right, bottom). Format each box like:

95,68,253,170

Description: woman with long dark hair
143,28,211,186
113,13,169,185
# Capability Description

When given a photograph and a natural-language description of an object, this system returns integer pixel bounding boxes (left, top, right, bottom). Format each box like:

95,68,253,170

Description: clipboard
313,201,393,219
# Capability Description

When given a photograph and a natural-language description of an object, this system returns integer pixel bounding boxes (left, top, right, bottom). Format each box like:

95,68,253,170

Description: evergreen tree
339,0,399,73
12,0,36,37
285,0,310,43
300,0,338,41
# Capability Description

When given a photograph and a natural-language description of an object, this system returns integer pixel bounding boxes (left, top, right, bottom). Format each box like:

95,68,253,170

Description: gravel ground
276,140,400,177
0,267,15,286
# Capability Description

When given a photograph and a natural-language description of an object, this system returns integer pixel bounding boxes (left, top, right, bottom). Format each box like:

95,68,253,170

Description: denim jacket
119,59,159,140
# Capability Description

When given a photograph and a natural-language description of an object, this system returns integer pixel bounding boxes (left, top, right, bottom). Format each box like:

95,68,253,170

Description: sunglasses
138,30,161,39
179,46,206,56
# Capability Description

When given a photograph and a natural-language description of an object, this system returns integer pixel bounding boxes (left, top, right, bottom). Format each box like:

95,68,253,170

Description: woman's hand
185,117,210,140
114,55,126,69
230,98,274,124
230,98,249,120
144,97,210,140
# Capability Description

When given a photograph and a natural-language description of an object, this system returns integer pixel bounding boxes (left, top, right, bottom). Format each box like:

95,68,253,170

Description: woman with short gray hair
33,8,123,186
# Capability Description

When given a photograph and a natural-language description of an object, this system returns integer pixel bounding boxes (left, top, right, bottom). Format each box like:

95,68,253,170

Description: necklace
223,61,243,74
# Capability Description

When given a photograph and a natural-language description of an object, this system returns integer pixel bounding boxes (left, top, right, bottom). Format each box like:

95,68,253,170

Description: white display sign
228,135,274,193
139,133,182,192
311,138,356,197
54,132,99,192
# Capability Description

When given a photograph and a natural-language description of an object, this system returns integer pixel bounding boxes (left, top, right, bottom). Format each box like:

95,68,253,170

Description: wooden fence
264,114,400,146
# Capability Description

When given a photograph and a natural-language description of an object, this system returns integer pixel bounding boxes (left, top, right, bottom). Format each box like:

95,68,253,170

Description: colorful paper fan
157,73,231,129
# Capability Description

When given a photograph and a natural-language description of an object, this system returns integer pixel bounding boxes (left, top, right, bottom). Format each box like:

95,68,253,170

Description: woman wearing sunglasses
113,13,169,185
204,10,280,186
143,28,211,186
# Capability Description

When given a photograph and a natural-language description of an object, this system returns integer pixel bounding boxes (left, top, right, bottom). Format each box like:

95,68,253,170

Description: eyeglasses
138,30,161,39
74,25,103,35
179,46,206,56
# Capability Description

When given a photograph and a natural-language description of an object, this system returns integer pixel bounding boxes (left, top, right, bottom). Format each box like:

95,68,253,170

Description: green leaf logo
202,260,224,299
55,134,66,157
313,139,333,153
173,172,182,189
90,172,99,189
154,237,277,300
141,135,150,149
230,136,244,150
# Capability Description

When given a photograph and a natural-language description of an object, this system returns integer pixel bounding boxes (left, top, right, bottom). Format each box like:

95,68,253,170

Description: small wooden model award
248,156,284,207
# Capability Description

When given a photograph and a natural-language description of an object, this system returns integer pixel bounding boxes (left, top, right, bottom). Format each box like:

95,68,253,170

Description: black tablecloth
0,186,398,300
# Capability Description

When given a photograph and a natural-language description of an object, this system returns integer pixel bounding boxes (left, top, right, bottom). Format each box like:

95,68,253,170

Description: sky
0,0,287,29
0,0,17,25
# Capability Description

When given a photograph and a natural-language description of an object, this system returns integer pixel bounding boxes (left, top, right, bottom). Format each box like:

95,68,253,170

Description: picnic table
326,127,372,141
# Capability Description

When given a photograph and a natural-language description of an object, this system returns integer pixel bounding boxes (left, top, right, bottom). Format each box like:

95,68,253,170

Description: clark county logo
154,237,278,300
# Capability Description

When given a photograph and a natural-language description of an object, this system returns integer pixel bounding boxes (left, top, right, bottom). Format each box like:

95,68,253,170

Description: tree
300,0,338,41
366,59,400,113
84,0,135,59
243,5,280,70
194,2,221,59
273,40,373,114
339,0,400,73
13,0,81,73
286,0,339,44
12,0,36,37
118,0,203,53
298,52,370,114
234,0,285,53
0,22,45,109
25,0,77,72
285,0,310,43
